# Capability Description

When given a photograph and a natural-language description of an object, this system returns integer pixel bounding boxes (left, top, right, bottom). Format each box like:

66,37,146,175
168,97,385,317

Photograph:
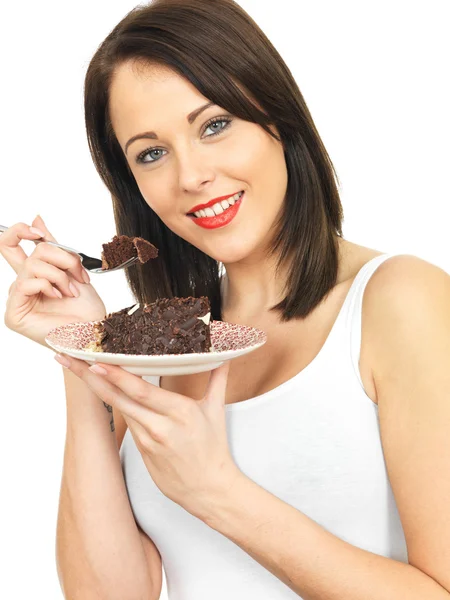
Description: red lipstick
187,192,244,229
187,191,242,214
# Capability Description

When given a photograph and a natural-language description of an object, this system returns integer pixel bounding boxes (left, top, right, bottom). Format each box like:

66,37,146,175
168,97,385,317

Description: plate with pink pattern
45,320,267,376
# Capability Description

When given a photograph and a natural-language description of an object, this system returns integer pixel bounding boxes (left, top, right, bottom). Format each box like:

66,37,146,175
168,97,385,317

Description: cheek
133,174,171,216
240,139,286,201
223,133,263,175
227,129,284,184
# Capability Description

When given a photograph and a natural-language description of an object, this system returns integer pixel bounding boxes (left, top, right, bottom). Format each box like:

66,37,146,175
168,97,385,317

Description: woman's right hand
0,215,107,348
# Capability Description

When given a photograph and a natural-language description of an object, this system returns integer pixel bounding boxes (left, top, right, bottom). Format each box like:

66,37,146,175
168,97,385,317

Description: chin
172,216,267,263
210,245,261,265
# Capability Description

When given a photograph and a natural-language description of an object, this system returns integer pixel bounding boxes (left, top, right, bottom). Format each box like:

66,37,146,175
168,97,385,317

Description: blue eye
203,117,232,137
135,147,167,164
136,117,232,165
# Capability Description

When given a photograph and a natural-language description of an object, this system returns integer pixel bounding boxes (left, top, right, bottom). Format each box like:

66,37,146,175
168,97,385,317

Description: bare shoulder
362,253,450,386
361,254,450,590
364,253,450,320
366,253,450,300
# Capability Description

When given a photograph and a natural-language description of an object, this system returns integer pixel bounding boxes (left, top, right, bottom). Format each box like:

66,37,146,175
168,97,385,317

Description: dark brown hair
84,0,344,322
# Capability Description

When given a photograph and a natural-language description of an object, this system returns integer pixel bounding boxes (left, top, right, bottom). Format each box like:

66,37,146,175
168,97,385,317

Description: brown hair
84,0,344,322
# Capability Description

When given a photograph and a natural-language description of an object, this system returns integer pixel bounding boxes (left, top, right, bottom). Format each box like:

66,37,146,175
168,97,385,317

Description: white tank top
120,253,408,599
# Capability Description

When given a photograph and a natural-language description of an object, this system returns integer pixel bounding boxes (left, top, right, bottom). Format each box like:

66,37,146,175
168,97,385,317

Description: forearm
204,474,450,600
56,369,153,600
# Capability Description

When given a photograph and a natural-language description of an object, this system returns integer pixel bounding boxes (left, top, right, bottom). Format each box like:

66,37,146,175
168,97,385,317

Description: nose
176,146,216,193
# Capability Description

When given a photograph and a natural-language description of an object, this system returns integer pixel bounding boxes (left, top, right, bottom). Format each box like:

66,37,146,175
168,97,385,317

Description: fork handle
35,239,83,259
0,224,83,259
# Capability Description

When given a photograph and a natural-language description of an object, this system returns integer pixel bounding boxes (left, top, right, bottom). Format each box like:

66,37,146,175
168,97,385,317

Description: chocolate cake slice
87,297,212,355
101,234,158,269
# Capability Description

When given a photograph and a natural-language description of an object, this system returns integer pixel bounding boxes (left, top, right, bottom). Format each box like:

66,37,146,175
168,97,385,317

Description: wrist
196,466,251,529
63,368,114,432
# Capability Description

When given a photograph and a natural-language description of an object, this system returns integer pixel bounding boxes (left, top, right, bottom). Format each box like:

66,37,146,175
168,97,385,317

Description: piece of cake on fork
101,234,158,269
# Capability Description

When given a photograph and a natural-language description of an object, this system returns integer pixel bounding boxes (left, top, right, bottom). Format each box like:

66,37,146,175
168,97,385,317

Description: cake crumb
85,340,103,352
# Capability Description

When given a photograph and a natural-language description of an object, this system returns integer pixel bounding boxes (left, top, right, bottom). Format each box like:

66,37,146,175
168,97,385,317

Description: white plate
45,320,267,376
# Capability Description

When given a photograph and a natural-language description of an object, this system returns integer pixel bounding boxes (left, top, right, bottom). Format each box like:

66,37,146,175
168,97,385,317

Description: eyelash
135,116,233,164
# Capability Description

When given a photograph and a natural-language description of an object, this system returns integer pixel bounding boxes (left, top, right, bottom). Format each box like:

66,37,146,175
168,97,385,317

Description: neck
220,256,291,321
220,237,347,321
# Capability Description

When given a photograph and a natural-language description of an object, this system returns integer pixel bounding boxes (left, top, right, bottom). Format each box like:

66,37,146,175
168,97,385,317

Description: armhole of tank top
349,254,395,399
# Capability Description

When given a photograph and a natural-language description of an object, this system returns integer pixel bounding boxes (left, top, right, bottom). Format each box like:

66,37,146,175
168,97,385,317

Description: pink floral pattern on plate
46,320,267,356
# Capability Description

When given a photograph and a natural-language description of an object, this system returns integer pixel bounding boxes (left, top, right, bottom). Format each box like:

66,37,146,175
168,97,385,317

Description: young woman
1,1,449,598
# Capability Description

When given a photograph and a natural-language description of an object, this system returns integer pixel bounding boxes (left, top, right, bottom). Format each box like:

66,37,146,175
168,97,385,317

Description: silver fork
0,224,138,273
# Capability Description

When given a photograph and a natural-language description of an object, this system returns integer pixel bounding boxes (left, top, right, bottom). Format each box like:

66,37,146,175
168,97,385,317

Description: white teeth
193,191,243,218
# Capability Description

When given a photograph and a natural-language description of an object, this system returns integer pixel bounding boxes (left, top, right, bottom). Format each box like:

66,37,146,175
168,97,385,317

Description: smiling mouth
187,191,244,218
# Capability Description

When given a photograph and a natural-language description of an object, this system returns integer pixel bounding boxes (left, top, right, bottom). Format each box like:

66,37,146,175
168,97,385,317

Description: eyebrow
124,101,215,155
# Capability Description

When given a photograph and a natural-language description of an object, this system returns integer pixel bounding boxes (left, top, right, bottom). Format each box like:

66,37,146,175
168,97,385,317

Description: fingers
58,355,167,441
31,215,58,243
0,221,88,287
4,279,62,327
88,363,182,417
25,242,88,287
16,257,82,298
0,222,45,273
203,361,230,402
83,364,148,425
30,215,88,285
0,217,88,288
10,278,61,300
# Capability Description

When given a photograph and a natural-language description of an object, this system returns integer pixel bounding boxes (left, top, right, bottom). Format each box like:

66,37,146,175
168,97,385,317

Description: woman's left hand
56,354,242,520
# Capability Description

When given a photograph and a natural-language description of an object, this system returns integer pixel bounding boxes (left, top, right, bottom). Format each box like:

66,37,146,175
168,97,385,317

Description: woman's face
109,61,288,264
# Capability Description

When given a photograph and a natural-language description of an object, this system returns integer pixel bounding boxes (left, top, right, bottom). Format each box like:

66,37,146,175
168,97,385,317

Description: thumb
203,361,231,407
32,214,58,242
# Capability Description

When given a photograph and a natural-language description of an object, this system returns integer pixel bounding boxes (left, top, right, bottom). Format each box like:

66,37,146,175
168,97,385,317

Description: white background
0,1,448,598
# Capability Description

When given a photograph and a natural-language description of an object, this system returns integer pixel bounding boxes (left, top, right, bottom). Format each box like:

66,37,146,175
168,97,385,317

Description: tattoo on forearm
103,402,115,432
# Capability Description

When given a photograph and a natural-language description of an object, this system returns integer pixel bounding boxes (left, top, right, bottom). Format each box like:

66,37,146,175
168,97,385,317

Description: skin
56,255,450,599
2,59,449,599
109,60,298,315
84,60,448,597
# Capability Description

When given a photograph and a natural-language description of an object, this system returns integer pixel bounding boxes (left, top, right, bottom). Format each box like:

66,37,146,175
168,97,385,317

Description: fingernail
89,364,108,375
29,226,46,237
52,286,63,298
81,269,90,284
69,282,80,297
54,353,71,368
